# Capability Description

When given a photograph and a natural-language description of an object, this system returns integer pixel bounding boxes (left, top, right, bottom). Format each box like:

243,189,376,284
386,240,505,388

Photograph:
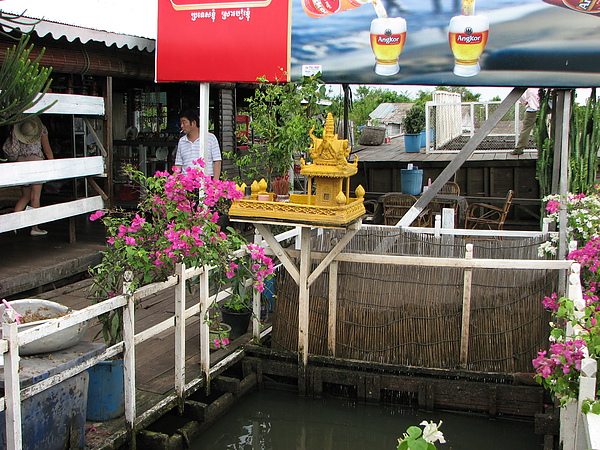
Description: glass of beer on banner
448,14,489,77
370,17,407,76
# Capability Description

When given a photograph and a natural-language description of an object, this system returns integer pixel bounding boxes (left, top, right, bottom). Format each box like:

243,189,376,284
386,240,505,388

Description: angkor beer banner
156,0,291,83
157,0,600,87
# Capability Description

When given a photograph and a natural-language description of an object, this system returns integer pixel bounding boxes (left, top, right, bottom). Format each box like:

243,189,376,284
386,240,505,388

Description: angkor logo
385,28,393,36
464,27,473,35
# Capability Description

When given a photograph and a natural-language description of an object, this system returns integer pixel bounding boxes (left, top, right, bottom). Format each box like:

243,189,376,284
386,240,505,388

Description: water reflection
190,389,543,449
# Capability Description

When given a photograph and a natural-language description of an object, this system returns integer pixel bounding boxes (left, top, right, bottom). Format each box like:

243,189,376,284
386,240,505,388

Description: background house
368,102,414,138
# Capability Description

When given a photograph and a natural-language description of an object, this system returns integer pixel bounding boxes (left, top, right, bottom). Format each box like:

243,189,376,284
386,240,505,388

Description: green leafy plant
87,161,273,346
397,421,446,449
217,245,274,313
225,71,327,186
402,105,426,135
0,34,55,127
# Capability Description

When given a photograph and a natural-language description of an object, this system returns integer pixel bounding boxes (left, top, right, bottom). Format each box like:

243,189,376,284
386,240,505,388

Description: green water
190,389,543,449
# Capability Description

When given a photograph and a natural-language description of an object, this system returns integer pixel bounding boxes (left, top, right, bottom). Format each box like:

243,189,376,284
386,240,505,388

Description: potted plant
224,71,327,187
402,105,426,153
216,244,274,337
86,160,274,419
272,175,290,202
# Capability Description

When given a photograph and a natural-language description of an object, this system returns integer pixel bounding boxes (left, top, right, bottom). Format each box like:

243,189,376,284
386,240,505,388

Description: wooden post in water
122,270,137,447
174,263,186,413
328,260,338,357
460,244,474,368
298,226,312,395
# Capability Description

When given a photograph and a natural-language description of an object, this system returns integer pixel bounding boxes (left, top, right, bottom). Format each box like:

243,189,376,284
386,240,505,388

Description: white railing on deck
0,156,105,233
424,98,521,152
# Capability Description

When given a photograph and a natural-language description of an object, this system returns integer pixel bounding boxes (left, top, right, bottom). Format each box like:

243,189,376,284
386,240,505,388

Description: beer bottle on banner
302,0,373,18
541,0,600,15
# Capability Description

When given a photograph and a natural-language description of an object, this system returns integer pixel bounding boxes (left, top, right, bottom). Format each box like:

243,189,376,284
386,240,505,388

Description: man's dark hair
180,109,199,127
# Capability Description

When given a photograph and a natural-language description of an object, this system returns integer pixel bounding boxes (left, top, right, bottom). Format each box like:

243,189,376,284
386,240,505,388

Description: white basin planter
0,299,88,355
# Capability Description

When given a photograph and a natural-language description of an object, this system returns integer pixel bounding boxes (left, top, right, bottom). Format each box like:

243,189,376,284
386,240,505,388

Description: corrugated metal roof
0,0,155,52
369,103,414,124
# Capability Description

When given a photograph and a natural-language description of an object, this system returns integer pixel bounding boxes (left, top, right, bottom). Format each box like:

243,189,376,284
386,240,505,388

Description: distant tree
490,95,502,102
413,89,434,108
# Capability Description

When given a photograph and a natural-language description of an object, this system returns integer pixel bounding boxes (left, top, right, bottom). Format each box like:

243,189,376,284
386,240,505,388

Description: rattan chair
464,190,515,230
439,181,460,196
430,182,461,216
383,194,432,227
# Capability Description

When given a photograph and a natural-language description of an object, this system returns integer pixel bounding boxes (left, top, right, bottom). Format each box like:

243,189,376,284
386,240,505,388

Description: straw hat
14,116,43,144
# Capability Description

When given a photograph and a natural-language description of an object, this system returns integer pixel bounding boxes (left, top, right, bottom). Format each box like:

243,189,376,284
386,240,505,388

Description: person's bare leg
14,185,31,212
29,184,46,234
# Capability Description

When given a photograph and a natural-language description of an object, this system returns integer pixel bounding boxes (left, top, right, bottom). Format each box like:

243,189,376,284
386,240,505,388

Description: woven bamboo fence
271,227,557,373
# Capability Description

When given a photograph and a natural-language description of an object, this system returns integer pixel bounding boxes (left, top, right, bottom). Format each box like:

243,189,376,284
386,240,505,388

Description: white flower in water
420,420,446,444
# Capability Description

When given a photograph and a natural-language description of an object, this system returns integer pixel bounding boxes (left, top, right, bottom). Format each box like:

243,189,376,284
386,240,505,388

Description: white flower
420,420,446,444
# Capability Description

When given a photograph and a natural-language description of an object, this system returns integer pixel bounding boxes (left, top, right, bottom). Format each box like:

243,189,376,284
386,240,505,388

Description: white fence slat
0,156,104,187
16,295,127,347
2,322,21,450
284,248,573,270
174,264,186,410
253,231,263,343
459,244,474,367
0,196,104,233
199,266,210,387
24,93,105,116
122,273,137,431
328,260,338,357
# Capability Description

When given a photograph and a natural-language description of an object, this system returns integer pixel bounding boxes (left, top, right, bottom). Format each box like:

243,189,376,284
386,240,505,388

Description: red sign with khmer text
156,0,291,83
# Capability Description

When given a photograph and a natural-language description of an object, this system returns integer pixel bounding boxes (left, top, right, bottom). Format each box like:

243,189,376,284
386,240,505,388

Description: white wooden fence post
253,231,262,343
2,320,22,450
328,260,338,357
199,264,210,391
460,243,474,368
298,226,312,395
122,270,137,445
174,263,186,413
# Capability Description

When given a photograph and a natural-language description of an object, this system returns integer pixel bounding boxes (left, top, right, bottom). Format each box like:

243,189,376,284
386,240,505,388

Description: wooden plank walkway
0,216,107,298
350,135,538,163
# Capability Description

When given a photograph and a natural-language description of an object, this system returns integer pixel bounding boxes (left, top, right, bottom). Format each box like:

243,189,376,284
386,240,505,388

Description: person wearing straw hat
10,116,55,236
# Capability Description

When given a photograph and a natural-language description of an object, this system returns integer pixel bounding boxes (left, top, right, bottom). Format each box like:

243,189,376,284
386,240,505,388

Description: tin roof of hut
369,103,414,125
0,0,155,51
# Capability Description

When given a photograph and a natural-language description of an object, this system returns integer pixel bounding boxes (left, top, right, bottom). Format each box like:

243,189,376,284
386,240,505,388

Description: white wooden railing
0,227,295,449
0,223,597,449
424,98,521,152
0,156,105,234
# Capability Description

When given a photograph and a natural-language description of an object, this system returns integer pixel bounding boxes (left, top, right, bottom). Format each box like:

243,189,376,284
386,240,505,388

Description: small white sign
302,65,322,77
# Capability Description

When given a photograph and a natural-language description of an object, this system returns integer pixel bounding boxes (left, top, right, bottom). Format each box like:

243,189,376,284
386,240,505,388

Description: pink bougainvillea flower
545,199,561,214
89,210,105,221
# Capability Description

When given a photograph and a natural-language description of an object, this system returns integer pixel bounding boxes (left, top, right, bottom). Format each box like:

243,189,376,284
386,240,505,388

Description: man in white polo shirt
174,109,222,179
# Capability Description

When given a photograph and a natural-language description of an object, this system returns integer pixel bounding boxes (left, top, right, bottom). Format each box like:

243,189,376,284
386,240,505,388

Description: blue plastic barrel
86,359,125,421
401,169,424,196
